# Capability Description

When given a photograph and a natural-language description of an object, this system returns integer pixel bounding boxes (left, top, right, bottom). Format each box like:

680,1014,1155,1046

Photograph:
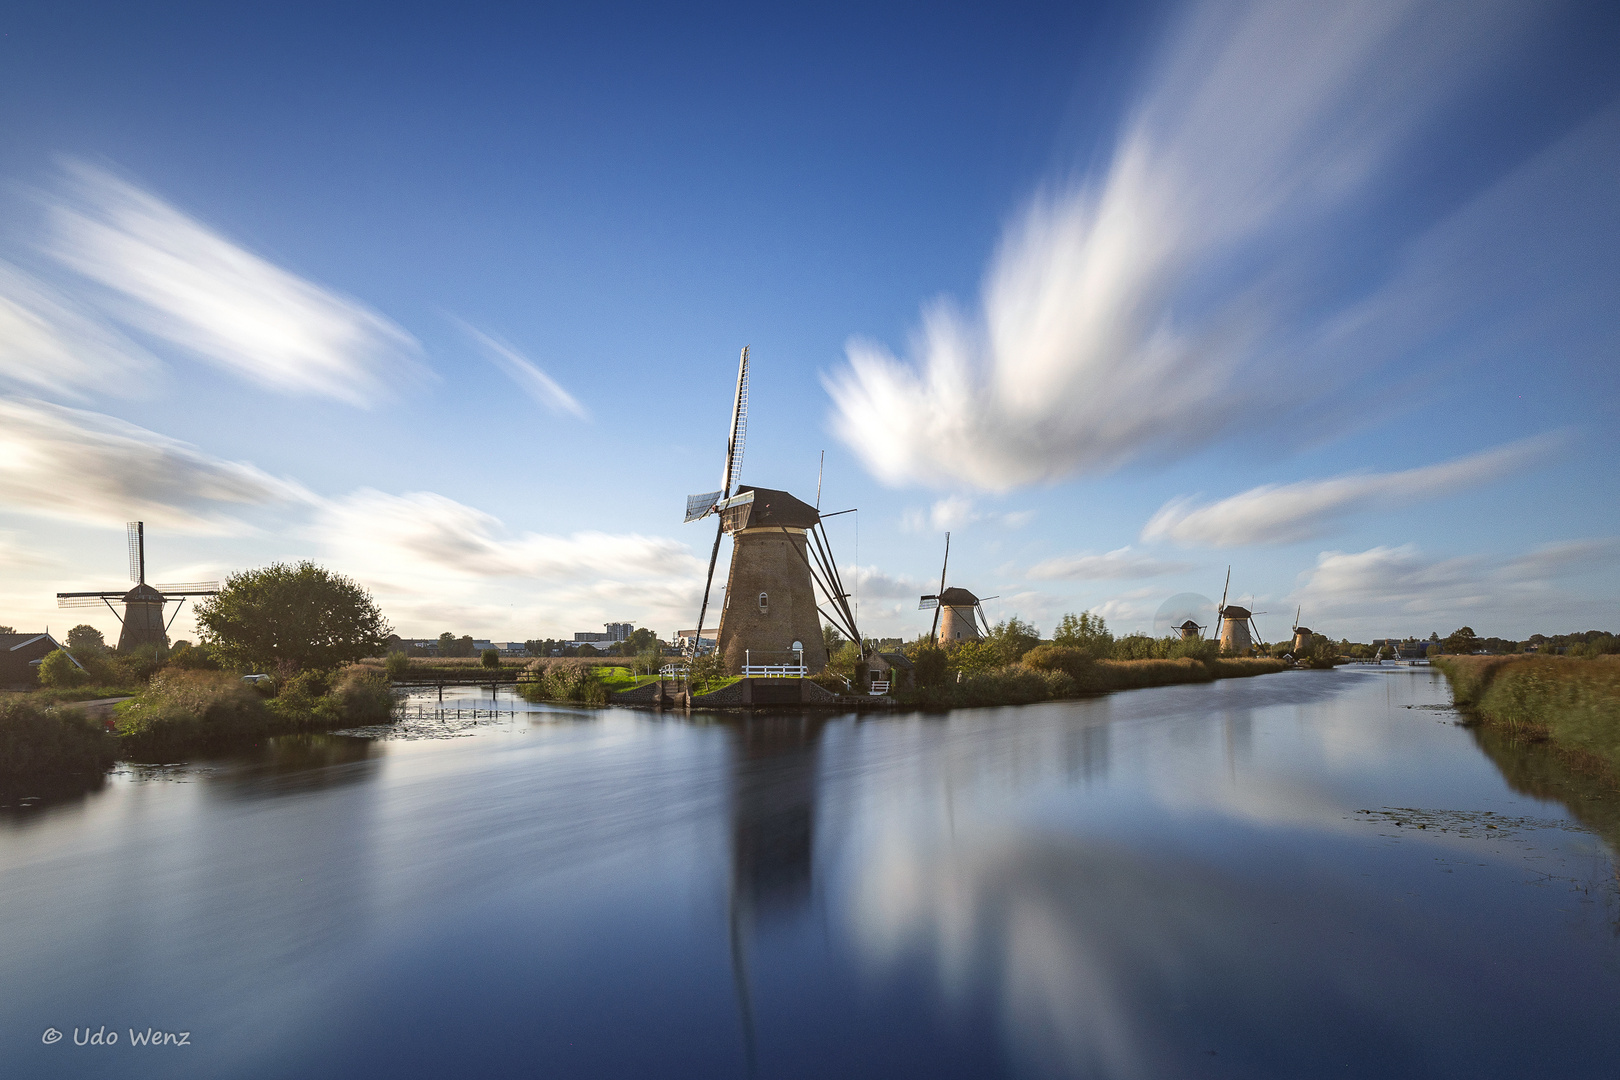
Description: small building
866,651,914,694
0,633,82,689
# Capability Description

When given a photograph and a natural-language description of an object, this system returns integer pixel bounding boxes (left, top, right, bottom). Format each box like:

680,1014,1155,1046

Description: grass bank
895,653,1287,709
1435,655,1620,779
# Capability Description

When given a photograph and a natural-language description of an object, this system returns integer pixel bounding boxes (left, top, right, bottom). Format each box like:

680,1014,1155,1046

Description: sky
1,0,1617,647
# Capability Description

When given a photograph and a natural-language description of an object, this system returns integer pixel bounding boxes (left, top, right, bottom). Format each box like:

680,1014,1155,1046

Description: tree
987,616,1042,664
1443,627,1481,655
438,632,456,657
0,625,14,634
195,561,391,674
67,624,106,652
625,627,658,653
822,623,843,655
1051,612,1114,659
480,648,500,669
39,648,87,688
385,651,410,679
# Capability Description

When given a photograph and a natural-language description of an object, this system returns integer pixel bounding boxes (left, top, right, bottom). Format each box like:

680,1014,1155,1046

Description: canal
3,667,1617,1078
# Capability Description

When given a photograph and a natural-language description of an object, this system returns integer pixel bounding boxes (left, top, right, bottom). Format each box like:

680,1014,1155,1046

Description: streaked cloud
44,161,425,406
1028,546,1194,581
458,321,588,420
0,397,313,532
0,261,160,399
825,1,1540,490
1141,436,1557,548
902,496,1034,533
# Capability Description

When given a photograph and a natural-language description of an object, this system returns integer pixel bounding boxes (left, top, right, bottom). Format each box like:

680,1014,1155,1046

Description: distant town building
574,622,634,643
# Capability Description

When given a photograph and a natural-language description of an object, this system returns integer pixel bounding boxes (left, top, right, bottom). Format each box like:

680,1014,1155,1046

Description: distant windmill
1290,607,1313,653
56,522,219,652
917,533,995,643
685,348,861,675
1213,566,1265,655
1177,619,1206,641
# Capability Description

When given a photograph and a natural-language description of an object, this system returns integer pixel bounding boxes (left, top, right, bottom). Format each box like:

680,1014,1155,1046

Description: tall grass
0,699,119,786
1436,655,1620,775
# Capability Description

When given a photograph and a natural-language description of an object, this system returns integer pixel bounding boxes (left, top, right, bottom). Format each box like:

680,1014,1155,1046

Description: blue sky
2,0,1617,647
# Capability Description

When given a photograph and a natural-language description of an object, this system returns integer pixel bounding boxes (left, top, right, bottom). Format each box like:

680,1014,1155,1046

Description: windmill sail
128,521,145,585
690,346,752,654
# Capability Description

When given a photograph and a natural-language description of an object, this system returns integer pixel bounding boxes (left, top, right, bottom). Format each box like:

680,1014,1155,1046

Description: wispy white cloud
1028,546,1195,581
1141,436,1557,547
902,496,1035,533
825,1,1535,490
1293,539,1620,637
311,489,704,634
44,161,425,406
0,397,313,532
458,321,588,419
0,262,160,399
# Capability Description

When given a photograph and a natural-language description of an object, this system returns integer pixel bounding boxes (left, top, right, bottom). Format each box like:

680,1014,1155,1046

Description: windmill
917,533,995,643
56,522,219,652
1213,566,1265,655
1290,607,1313,654
685,348,861,675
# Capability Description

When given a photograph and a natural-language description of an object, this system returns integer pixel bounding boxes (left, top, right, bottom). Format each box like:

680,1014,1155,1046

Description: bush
1022,644,1095,682
480,648,500,669
116,670,272,754
517,661,610,704
166,641,219,670
0,700,119,784
269,669,342,729
334,668,394,722
385,651,410,679
38,649,88,689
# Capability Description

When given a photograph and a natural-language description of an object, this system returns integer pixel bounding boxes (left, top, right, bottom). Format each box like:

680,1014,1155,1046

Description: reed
0,700,119,786
1435,655,1620,776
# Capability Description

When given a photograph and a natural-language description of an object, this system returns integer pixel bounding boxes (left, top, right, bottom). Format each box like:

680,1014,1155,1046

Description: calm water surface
3,669,1618,1078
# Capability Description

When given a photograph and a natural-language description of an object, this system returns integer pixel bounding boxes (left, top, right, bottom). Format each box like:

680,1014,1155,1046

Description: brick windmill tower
685,348,861,675
1213,566,1264,655
918,533,994,643
56,522,219,652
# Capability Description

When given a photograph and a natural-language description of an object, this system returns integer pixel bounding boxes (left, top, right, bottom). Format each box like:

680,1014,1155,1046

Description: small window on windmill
758,592,769,613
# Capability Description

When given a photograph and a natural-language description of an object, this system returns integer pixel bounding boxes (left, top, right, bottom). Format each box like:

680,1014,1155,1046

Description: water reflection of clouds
848,826,1443,1079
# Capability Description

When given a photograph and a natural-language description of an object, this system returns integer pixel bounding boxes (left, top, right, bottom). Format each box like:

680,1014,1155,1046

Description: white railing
868,680,890,695
742,663,808,678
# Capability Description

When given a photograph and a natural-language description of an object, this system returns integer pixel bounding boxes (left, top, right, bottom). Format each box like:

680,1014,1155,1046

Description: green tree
385,651,410,679
0,625,14,634
480,647,500,669
66,624,106,652
822,623,843,655
987,616,1042,664
1051,612,1115,658
625,627,658,653
39,648,88,688
1443,627,1481,655
195,562,391,674
438,632,456,656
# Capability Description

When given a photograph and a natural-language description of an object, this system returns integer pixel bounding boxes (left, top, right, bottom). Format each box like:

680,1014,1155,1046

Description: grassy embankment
1435,655,1620,780
2,667,396,787
892,647,1287,709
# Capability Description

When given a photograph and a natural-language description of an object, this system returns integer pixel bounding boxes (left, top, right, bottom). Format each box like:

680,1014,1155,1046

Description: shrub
334,668,394,722
166,641,219,670
38,649,88,689
1022,644,1095,682
385,651,410,679
480,648,500,669
0,700,119,784
116,670,272,754
517,661,610,704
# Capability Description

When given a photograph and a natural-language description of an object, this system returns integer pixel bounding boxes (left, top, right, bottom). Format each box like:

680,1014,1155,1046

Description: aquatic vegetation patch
0,699,119,788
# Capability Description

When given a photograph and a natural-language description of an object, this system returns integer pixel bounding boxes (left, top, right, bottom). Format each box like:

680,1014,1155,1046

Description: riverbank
1436,655,1620,781
1,668,397,789
892,655,1287,709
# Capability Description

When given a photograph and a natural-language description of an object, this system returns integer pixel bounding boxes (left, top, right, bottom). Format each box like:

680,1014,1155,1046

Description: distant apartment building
574,622,635,644
673,629,717,654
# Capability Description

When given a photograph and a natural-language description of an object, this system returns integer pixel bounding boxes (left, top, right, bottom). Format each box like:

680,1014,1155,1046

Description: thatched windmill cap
1178,619,1201,631
723,485,821,531
938,586,979,605
1223,605,1252,619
